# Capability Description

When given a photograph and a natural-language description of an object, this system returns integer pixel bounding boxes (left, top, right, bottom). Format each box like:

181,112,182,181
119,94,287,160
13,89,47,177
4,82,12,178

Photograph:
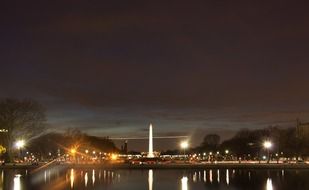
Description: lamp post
263,141,272,163
70,148,77,163
15,140,25,161
225,150,229,161
180,141,189,161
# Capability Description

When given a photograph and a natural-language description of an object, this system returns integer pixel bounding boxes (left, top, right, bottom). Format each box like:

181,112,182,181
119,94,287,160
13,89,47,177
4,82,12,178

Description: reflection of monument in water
148,170,153,190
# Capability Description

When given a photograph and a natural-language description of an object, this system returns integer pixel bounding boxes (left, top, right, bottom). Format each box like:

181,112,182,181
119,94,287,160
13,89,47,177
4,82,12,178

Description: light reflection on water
92,169,95,185
0,170,3,190
70,169,74,189
84,172,88,187
203,170,206,182
148,169,153,190
181,176,188,190
0,168,308,189
266,178,273,190
209,169,213,183
13,174,21,190
226,169,229,185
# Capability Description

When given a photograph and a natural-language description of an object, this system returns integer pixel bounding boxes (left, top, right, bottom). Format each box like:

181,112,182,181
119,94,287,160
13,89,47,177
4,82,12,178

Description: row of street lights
180,140,273,162
11,139,273,162
15,140,26,161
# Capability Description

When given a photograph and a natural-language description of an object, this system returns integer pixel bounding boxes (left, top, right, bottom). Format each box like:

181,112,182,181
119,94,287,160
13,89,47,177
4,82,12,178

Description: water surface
1,167,308,190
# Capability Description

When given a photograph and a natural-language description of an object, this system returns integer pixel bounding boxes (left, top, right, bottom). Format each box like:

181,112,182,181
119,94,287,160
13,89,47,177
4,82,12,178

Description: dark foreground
1,166,309,190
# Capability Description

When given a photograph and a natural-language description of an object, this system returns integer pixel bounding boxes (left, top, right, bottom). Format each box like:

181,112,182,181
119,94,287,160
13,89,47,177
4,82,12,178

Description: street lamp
111,154,118,160
180,141,189,160
15,140,25,149
70,148,77,163
225,150,229,161
15,140,26,161
263,141,272,163
70,148,76,155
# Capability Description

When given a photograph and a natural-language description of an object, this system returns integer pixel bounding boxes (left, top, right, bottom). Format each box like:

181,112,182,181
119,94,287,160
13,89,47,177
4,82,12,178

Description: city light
263,141,272,149
111,154,118,160
70,148,76,155
225,150,229,154
15,140,25,149
0,129,8,133
263,140,272,163
85,149,89,154
180,141,189,149
180,141,189,160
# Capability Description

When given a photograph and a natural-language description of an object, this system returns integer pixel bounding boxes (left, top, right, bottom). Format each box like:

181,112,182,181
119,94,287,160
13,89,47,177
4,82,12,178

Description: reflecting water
0,167,308,189
181,176,188,190
92,170,95,185
0,170,3,190
266,178,273,190
13,174,21,190
70,169,74,189
148,169,153,190
226,169,229,185
84,172,88,187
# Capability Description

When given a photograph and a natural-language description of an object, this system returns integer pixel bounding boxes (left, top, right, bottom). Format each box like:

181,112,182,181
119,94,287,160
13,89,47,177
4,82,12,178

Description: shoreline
1,163,309,170
68,163,309,170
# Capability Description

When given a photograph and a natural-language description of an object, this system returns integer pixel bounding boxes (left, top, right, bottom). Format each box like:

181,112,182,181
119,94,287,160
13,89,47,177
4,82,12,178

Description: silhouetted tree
199,134,220,152
28,131,118,159
220,126,309,159
0,98,46,162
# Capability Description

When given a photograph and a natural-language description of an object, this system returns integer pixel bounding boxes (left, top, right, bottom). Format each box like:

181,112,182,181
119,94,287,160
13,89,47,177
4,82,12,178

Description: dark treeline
0,98,46,162
194,126,309,159
162,126,309,160
27,128,118,160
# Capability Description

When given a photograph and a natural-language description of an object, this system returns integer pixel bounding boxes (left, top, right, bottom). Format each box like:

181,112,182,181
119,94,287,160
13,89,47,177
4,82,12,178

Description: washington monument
148,123,154,158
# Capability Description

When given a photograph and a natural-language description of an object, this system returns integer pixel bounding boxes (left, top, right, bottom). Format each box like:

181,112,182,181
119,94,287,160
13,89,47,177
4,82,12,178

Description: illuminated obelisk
148,123,154,158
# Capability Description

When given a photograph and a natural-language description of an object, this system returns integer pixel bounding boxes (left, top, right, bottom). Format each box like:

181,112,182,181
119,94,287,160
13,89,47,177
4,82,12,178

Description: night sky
1,0,309,150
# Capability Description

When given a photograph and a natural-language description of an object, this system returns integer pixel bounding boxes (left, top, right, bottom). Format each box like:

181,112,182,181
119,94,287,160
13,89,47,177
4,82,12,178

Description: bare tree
201,134,221,151
0,98,46,162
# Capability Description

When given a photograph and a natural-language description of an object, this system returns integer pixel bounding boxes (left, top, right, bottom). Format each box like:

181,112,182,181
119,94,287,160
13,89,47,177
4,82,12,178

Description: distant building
296,119,309,138
124,140,128,154
121,140,128,154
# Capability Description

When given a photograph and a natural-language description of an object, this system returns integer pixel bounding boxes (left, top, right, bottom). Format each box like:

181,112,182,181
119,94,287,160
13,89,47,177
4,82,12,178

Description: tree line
0,98,117,162
195,126,309,159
